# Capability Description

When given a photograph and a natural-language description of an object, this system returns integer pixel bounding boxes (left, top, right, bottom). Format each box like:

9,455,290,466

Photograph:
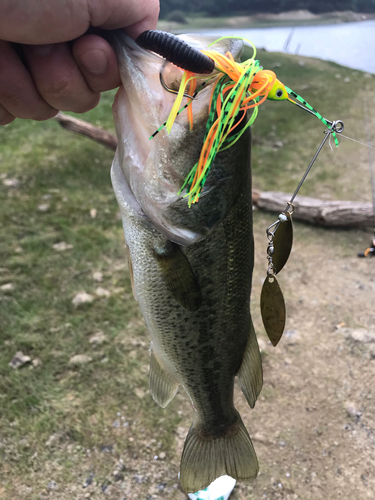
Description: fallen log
253,190,373,227
53,112,374,228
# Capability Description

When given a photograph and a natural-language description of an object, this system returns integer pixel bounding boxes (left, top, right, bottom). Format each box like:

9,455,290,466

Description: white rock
3,178,19,187
284,330,301,345
69,354,92,366
38,203,50,212
47,481,58,490
72,292,95,306
95,287,111,298
53,242,73,251
0,283,14,292
341,328,375,343
89,331,107,345
9,351,31,369
93,271,103,282
135,387,145,399
90,208,97,219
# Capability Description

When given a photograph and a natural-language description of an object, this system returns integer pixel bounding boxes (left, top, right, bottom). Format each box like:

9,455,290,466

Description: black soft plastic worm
136,30,215,74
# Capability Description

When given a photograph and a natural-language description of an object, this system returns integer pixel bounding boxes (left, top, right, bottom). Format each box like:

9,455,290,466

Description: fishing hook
159,70,196,100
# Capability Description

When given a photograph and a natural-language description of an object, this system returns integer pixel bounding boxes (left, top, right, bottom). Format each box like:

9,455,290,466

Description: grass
0,49,374,498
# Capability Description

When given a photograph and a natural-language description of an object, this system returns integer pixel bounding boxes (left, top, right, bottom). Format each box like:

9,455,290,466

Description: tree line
160,0,375,18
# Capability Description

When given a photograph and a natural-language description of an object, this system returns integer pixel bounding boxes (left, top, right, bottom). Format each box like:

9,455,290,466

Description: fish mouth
111,31,244,245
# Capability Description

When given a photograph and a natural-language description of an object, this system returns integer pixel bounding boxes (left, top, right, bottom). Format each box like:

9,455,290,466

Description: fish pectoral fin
125,243,137,301
237,320,263,409
180,412,258,494
149,351,179,408
153,242,202,312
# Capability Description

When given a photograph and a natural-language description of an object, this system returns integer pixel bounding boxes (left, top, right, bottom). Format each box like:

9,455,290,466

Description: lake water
202,20,375,74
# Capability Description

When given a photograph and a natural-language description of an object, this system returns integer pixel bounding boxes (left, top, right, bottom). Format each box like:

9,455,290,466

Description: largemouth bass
110,31,263,493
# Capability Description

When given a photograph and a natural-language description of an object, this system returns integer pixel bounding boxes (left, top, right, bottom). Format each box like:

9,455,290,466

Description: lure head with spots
110,31,247,246
267,79,289,101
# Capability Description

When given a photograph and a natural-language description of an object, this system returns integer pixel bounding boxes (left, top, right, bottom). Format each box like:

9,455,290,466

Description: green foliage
166,9,188,23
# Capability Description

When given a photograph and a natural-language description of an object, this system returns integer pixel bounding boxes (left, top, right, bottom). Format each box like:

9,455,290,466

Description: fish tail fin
180,412,258,493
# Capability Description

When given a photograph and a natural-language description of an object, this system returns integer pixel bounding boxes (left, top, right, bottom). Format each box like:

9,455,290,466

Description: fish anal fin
153,241,202,312
150,350,179,408
237,321,263,408
125,243,137,301
180,412,258,493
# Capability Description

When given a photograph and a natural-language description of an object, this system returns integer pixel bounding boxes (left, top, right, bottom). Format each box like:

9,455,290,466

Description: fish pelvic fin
180,412,259,493
237,320,263,408
149,350,179,408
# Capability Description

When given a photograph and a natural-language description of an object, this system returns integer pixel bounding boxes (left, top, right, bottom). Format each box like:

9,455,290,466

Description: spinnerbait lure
136,30,215,74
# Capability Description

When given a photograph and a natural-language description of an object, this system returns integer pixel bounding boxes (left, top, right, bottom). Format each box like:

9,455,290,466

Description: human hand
0,0,159,125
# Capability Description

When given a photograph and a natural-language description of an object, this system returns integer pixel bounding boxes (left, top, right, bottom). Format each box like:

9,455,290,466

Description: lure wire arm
289,119,344,206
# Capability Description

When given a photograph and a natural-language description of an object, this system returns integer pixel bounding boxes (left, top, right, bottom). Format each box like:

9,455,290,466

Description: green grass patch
0,51,374,497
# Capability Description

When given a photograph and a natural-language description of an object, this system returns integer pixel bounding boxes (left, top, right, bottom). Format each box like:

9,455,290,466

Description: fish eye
276,89,283,98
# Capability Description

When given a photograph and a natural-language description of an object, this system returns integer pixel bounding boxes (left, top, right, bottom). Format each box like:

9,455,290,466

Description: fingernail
29,44,54,56
78,49,108,75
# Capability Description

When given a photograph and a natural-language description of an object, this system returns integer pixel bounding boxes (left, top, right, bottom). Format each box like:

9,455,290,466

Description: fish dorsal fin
149,350,179,408
125,243,137,301
237,320,263,408
153,242,202,311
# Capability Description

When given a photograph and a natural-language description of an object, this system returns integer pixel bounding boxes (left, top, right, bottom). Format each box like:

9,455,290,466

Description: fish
109,30,263,493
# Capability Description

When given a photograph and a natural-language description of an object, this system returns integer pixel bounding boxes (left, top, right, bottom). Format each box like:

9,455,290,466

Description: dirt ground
8,216,374,500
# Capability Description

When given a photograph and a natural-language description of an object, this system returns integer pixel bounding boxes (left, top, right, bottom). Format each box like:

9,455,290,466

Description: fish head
111,31,250,245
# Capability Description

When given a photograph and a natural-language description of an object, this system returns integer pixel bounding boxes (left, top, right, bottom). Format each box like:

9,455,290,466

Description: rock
83,473,94,488
100,445,113,453
0,283,14,292
89,331,107,345
95,287,111,298
93,271,103,282
47,481,58,490
69,355,92,366
90,209,97,218
14,246,23,253
37,203,50,212
72,292,95,306
345,402,362,421
176,427,187,440
9,351,31,369
135,387,145,399
31,358,42,368
341,328,375,343
45,433,62,447
53,242,73,251
112,419,121,428
283,330,301,345
159,451,166,460
134,474,145,484
3,178,19,187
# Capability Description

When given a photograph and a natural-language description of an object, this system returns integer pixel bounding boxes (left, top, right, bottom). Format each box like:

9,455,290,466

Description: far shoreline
157,9,375,32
